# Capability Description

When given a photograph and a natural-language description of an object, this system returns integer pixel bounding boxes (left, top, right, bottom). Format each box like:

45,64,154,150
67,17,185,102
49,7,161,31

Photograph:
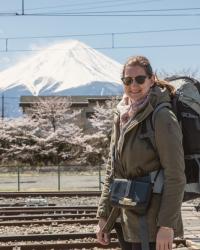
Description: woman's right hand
156,227,174,250
96,218,110,245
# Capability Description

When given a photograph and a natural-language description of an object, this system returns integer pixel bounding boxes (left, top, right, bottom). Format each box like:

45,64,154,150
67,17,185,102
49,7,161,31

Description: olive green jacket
97,85,186,242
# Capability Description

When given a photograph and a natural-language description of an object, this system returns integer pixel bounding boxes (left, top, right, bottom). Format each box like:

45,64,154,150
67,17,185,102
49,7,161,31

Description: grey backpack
145,76,200,201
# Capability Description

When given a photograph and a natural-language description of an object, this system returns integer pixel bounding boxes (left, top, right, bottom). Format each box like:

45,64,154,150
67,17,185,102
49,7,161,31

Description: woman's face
123,65,154,102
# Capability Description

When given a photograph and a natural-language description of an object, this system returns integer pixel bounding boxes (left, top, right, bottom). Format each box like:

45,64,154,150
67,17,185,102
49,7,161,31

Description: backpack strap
151,169,164,194
151,103,172,194
152,102,172,129
140,102,172,194
140,102,172,150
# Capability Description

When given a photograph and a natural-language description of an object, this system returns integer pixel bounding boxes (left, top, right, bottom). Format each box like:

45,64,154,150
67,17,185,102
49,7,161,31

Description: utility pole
5,38,8,52
22,0,25,15
1,94,4,120
112,33,115,48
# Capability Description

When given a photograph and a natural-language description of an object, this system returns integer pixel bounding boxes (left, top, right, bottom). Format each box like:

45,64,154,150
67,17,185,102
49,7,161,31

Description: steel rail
0,206,195,213
0,205,98,210
0,204,193,209
0,239,194,250
0,241,120,249
0,203,56,207
0,232,186,250
0,232,188,245
0,191,101,197
0,213,97,220
0,218,98,226
0,208,97,215
0,232,117,242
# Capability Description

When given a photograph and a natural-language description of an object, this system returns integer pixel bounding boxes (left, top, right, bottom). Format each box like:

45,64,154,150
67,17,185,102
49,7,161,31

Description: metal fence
0,165,104,192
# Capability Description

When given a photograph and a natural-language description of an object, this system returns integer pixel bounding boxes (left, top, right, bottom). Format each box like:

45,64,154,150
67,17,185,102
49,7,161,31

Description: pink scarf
117,94,149,129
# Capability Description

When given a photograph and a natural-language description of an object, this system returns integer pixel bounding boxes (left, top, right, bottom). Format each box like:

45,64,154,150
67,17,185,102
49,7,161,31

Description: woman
96,56,186,250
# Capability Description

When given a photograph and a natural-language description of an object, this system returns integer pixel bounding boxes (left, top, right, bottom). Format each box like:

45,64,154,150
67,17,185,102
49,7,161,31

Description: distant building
19,95,121,130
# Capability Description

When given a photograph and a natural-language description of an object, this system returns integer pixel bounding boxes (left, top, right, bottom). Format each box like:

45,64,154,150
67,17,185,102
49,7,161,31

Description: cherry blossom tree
0,117,38,165
0,96,121,168
84,98,120,166
27,96,80,132
0,113,88,167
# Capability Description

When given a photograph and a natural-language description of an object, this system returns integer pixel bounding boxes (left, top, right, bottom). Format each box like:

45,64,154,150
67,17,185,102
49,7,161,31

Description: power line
0,26,199,53
1,6,200,17
4,0,161,15
23,0,158,11
72,7,200,13
0,12,17,16
115,43,200,49
22,13,200,17
23,7,200,15
1,42,200,53
0,27,200,52
37,7,200,14
0,32,109,40
29,0,161,14
21,7,200,16
0,26,200,40
18,0,133,11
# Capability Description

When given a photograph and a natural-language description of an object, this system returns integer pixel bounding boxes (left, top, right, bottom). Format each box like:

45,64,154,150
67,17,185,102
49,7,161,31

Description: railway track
0,232,119,250
0,241,120,250
0,191,101,197
0,192,198,249
0,194,111,249
0,205,98,210
0,204,98,221
0,233,189,250
0,232,117,242
0,208,97,215
0,235,190,250
0,218,98,226
0,213,97,220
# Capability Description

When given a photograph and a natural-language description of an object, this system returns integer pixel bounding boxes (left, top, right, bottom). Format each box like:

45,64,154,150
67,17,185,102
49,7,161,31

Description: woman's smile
129,89,141,94
124,65,153,101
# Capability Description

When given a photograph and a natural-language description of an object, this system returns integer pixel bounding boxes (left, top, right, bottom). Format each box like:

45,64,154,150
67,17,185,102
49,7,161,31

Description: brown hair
122,55,175,96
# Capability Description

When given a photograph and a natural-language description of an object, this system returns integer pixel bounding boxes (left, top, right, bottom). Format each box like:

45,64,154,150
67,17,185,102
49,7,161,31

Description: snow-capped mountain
0,40,123,96
0,40,123,117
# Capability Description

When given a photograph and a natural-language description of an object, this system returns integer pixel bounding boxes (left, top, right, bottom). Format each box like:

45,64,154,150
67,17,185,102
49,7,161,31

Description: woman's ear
150,74,155,87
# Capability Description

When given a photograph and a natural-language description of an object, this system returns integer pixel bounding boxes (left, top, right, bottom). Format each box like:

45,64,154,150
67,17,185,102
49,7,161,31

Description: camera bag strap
139,215,150,250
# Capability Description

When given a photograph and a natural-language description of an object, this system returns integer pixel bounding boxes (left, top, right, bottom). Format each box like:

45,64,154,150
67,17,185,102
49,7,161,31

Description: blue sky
0,0,200,75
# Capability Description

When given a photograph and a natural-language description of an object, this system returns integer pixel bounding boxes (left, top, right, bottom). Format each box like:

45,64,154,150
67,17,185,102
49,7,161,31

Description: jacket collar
115,85,171,155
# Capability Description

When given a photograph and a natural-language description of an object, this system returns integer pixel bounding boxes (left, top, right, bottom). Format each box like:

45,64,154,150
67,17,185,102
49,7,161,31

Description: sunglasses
121,75,149,85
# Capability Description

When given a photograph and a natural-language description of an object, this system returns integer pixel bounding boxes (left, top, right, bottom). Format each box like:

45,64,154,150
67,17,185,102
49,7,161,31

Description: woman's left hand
156,227,174,250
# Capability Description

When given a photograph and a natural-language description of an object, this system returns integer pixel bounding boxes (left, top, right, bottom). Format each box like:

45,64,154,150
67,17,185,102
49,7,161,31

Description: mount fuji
0,40,123,117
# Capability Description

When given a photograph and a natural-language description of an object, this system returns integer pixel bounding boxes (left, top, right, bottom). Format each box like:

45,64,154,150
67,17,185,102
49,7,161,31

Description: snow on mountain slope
0,40,123,96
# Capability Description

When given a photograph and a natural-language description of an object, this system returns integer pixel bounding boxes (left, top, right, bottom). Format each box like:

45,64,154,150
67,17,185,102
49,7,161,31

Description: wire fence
0,165,104,192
